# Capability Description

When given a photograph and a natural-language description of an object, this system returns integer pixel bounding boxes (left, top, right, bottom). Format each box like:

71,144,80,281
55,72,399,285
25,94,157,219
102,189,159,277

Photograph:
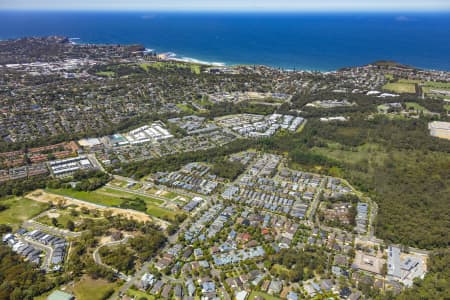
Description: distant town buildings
428,121,450,140
49,155,96,177
216,114,304,138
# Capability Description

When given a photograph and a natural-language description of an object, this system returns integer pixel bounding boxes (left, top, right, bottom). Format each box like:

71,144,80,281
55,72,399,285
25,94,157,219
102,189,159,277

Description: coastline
70,37,227,68
2,11,450,71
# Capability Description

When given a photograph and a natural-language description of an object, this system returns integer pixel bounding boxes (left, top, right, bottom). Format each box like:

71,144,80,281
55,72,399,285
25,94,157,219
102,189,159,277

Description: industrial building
428,121,450,140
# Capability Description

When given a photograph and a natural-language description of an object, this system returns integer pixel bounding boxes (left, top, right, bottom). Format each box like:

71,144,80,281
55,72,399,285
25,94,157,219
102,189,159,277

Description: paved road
110,196,212,300
88,154,106,173
93,237,131,282
339,178,377,238
307,178,326,222
18,236,54,270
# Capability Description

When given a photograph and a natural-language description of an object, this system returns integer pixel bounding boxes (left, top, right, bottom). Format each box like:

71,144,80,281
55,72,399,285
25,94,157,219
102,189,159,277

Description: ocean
1,11,450,71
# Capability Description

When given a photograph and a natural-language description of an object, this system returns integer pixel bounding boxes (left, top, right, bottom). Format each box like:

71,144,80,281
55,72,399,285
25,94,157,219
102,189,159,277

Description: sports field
383,82,416,93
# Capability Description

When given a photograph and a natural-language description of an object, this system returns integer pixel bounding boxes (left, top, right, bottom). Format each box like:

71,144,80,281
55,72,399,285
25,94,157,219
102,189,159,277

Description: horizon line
1,8,450,13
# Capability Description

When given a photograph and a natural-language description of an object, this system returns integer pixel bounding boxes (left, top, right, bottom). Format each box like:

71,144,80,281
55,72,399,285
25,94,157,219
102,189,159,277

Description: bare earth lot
26,190,168,228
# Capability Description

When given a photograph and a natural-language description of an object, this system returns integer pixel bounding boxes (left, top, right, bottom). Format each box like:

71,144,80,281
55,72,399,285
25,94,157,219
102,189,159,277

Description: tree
0,224,12,235
51,217,58,227
66,220,75,231
166,224,178,235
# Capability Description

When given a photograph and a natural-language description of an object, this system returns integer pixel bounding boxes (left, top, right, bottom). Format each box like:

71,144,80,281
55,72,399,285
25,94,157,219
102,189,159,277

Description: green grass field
46,188,124,206
397,79,421,84
139,63,152,72
249,291,282,300
35,209,85,230
45,188,179,221
0,197,49,226
95,71,115,77
99,187,163,205
146,188,186,200
405,102,430,113
383,82,416,94
190,64,201,74
127,289,155,300
109,179,129,188
176,103,196,113
69,276,118,300
161,191,179,199
384,74,394,80
140,61,201,74
36,214,72,229
393,79,450,96
195,97,213,108
312,143,388,170
423,81,450,90
377,103,390,111
129,183,143,190
146,205,177,220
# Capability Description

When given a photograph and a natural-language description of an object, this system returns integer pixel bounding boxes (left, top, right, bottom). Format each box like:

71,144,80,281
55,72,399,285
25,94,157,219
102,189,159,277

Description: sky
1,0,450,12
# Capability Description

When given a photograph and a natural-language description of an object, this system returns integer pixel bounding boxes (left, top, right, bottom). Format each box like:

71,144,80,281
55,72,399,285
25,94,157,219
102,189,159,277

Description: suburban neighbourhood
0,36,449,300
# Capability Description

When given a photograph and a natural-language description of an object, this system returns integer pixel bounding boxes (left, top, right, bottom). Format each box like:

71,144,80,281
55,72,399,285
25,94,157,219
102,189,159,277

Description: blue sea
1,11,450,71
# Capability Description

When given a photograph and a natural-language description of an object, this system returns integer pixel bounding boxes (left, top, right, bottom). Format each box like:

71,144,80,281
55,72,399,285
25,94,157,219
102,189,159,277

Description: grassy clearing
249,291,283,300
423,81,450,90
47,187,165,207
68,276,118,300
129,183,143,190
405,102,430,113
190,64,201,74
146,204,177,220
161,191,178,199
271,263,294,278
46,188,123,206
127,289,155,300
176,103,196,114
384,74,394,80
99,187,163,205
383,82,416,94
140,61,201,74
109,179,128,188
335,127,363,138
398,79,421,84
377,104,390,112
35,209,88,230
195,97,213,108
139,63,151,72
45,188,179,221
296,121,307,133
395,79,450,95
312,143,388,170
95,71,115,77
0,197,49,227
147,188,186,200
36,214,74,229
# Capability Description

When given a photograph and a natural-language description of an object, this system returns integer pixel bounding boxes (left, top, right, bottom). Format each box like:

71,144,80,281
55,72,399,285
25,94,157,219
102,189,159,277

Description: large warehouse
428,121,450,140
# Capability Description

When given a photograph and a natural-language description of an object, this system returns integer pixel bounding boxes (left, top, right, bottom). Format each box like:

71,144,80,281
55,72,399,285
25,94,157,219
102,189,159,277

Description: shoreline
3,35,446,73
70,37,333,71
2,12,450,72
